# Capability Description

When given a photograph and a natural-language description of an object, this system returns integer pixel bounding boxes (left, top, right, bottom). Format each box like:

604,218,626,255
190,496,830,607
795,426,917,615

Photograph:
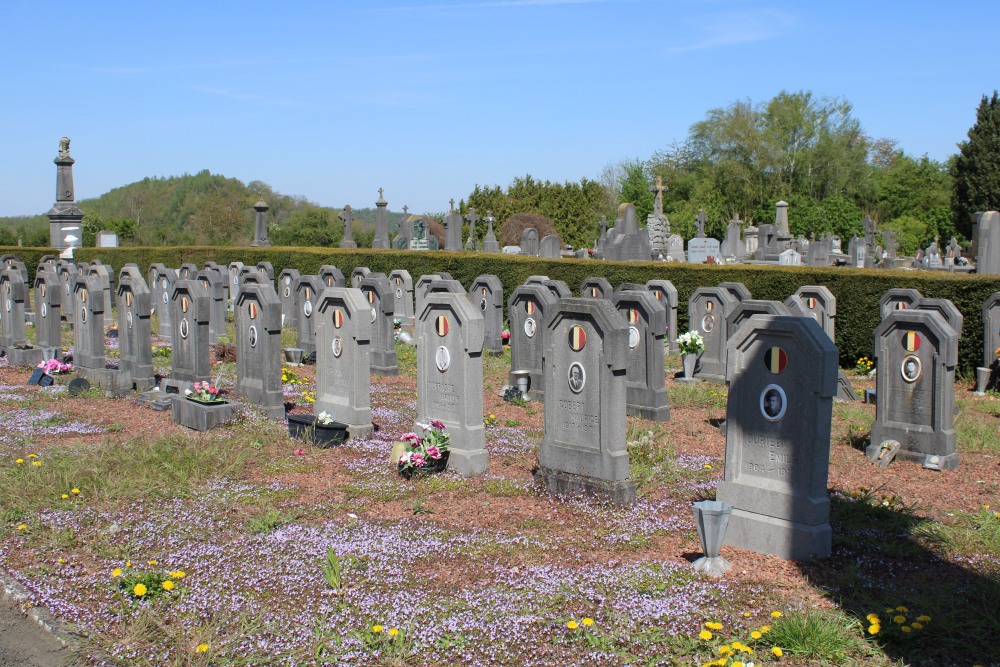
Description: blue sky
2,0,997,217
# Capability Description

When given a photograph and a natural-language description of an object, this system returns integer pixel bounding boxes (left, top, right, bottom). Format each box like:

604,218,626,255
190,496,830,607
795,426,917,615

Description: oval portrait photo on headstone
628,326,640,349
568,361,586,394
179,317,189,339
248,325,258,349
760,384,787,422
524,317,536,338
303,300,313,318
435,345,451,372
701,313,715,334
900,354,922,383
81,307,87,324
127,311,133,329
332,336,342,358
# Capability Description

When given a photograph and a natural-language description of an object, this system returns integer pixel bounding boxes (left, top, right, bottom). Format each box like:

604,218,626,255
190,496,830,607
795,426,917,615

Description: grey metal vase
691,499,733,577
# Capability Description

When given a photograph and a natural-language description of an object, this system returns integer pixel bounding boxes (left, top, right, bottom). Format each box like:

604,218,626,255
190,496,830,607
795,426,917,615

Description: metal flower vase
679,353,699,383
691,499,733,577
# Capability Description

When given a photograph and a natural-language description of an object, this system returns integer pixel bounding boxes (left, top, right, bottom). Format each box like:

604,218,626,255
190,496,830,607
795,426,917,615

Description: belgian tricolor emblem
125,292,133,307
591,287,599,297
706,301,714,312
326,276,333,286
81,289,88,303
903,331,921,351
436,315,450,337
807,297,817,309
653,290,661,300
895,302,907,310
333,309,343,329
180,295,188,313
569,325,587,351
526,301,536,315
367,291,375,304
628,308,640,324
482,287,488,297
304,287,311,299
764,346,788,374
248,302,258,320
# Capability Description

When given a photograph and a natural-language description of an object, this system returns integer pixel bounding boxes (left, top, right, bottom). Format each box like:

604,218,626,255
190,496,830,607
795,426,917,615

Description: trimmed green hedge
21,245,996,374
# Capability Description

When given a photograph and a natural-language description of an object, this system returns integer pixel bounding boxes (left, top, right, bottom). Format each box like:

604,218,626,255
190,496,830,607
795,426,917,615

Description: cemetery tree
500,213,560,247
616,159,655,223
952,91,1000,238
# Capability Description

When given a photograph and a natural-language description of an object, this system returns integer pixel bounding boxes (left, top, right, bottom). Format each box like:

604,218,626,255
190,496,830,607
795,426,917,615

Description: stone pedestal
172,398,241,431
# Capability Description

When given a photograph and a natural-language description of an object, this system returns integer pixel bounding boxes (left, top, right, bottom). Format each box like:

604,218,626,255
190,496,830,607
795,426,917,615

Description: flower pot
186,396,227,406
681,353,698,381
398,451,449,479
284,348,305,366
691,499,733,577
287,414,348,447
512,370,530,395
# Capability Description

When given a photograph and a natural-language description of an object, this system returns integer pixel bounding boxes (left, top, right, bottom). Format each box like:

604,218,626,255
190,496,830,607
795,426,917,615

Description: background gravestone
415,292,489,476
178,263,199,280
718,282,751,303
878,288,923,320
0,268,29,354
196,269,227,345
717,314,836,559
295,275,323,359
792,286,836,340
914,298,964,338
202,261,226,300
541,279,572,300
319,265,345,289
726,300,791,339
869,309,959,469
520,228,539,256
415,274,442,318
33,268,62,354
235,282,285,420
388,269,415,325
580,277,613,299
469,274,504,355
536,298,635,504
351,267,371,289
444,204,463,251
278,268,301,328
539,235,561,259
228,262,245,304
507,283,559,400
72,274,126,393
88,262,116,328
613,289,670,421
360,273,398,376
316,287,372,436
256,261,275,285
58,262,78,324
645,280,679,354
605,203,653,262
116,266,155,391
981,292,1000,390
150,265,176,339
688,287,739,381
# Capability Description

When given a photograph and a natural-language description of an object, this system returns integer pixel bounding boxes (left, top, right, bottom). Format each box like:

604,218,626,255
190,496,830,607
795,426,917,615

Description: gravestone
415,292,489,476
234,282,284,419
178,263,199,280
720,214,745,260
726,300,791,338
277,268,301,328
116,266,155,391
687,237,721,264
869,309,959,469
665,234,685,262
252,199,271,247
535,298,636,505
507,283,559,400
524,275,549,285
647,176,671,257
481,210,500,253
315,287,373,436
58,262,78,323
255,262,275,286
613,289,670,421
778,249,801,265
914,298,963,337
350,267,371,289
718,282,751,303
373,188,390,249
393,209,413,250
520,228,539,256
360,273,398,376
792,286,836,341
1,256,30,312
717,314,837,559
33,267,62,354
0,268,39,365
319,265,345,289
539,235,561,259
72,274,126,394
150,265,176,339
464,207,480,251
388,269,415,325
976,211,1000,274
604,204,653,262
541,279,572,300
339,205,357,249
88,262,115,328
646,280,679,353
168,280,213,387
415,274,443,318
196,270,227,345
979,292,1000,392
294,275,324,358
444,201,463,251
469,274,504,355
580,277,613,300
688,287,739,381
409,218,437,250
228,262,245,304
879,288,923,320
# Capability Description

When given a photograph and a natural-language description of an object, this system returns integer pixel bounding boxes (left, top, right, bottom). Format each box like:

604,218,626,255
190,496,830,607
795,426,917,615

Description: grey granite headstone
524,275,549,286
235,281,284,419
33,268,62,353
388,269,415,325
541,279,572,300
58,262,78,324
179,263,199,280
665,234,685,262
982,292,1000,371
319,265,345,289
294,275,323,358
88,262,115,328
687,237,720,264
688,287,739,381
869,309,959,469
976,211,1000,274
778,249,801,265
350,267,371,289
914,298,963,337
202,261,225,299
360,273,398,376
645,280,679,354
717,314,836,559
278,268,301,329
878,288,923,320
0,268,29,353
72,274,127,394
1,256,30,312
726,300,790,338
228,262,245,304
252,199,271,247
469,274,504,355
604,204,653,262
539,235,561,259
315,287,372,436
613,289,669,421
255,262,275,286
720,215,745,260
116,265,154,390
416,292,489,476
415,274,443,318
150,265,176,339
168,279,213,386
196,270,227,345
793,286,836,341
580,277,613,300
520,228,539,256
535,298,636,505
507,283,559,401
718,282,751,303
444,202,463,251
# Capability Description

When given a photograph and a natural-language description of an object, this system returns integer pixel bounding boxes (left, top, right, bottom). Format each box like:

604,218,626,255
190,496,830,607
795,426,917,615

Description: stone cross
695,209,707,238
649,176,667,217
402,204,409,216
339,205,356,248
449,198,455,212
465,207,480,250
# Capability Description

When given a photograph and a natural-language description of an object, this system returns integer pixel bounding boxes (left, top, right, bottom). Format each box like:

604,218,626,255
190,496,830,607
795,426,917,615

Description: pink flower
426,446,441,460
412,453,426,467
429,419,445,430
209,385,218,395
293,448,305,456
193,381,202,391
400,432,420,444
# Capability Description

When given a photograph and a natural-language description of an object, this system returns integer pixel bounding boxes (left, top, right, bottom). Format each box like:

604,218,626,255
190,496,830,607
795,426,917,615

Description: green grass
667,381,728,409
918,507,1000,558
954,407,1000,452
245,508,301,534
765,609,872,663
833,402,875,449
396,338,417,376
482,477,532,497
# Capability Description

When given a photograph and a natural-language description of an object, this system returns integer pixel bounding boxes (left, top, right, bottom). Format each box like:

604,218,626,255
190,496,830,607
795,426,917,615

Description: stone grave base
722,508,832,560
77,368,132,397
7,346,58,369
534,466,636,506
443,447,490,477
172,398,241,432
626,391,670,422
136,387,175,411
372,365,399,377
865,440,960,470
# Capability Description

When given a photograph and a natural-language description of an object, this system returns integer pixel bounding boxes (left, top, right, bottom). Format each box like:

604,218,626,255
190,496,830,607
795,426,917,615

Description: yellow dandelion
866,613,879,623
112,568,123,577
732,641,744,650
32,460,41,467
717,645,733,656
759,625,771,634
28,454,37,458
387,628,399,637
148,560,157,565
911,622,923,630
170,571,186,579
57,558,65,564
732,662,744,667
772,646,783,657
705,621,723,630
71,488,80,495
916,615,931,622
489,414,496,419
15,459,23,464
699,629,713,640
901,626,911,633
372,625,383,633
162,580,175,591
195,643,209,653
16,524,26,531
741,645,753,654
125,561,132,567
750,630,762,640
770,611,783,618
61,494,69,500
895,605,908,613
885,607,894,614
567,620,579,630
133,583,147,596
582,618,594,627
893,615,906,624
868,624,881,635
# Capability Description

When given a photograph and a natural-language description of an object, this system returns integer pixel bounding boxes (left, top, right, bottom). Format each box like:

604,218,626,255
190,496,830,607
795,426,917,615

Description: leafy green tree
617,159,654,222
951,91,1000,238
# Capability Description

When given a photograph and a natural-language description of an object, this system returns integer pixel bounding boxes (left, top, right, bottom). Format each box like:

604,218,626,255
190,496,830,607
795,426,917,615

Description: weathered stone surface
360,273,398,376
294,275,323,358
469,275,504,355
388,269,415,325
278,268,301,329
316,287,372,436
235,282,285,420
507,283,559,401
612,289,670,421
116,265,154,390
688,287,739,381
580,277,613,299
645,280,679,354
878,288,923,320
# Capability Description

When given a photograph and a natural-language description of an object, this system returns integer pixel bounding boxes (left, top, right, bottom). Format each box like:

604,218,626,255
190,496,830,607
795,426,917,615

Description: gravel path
0,586,73,667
